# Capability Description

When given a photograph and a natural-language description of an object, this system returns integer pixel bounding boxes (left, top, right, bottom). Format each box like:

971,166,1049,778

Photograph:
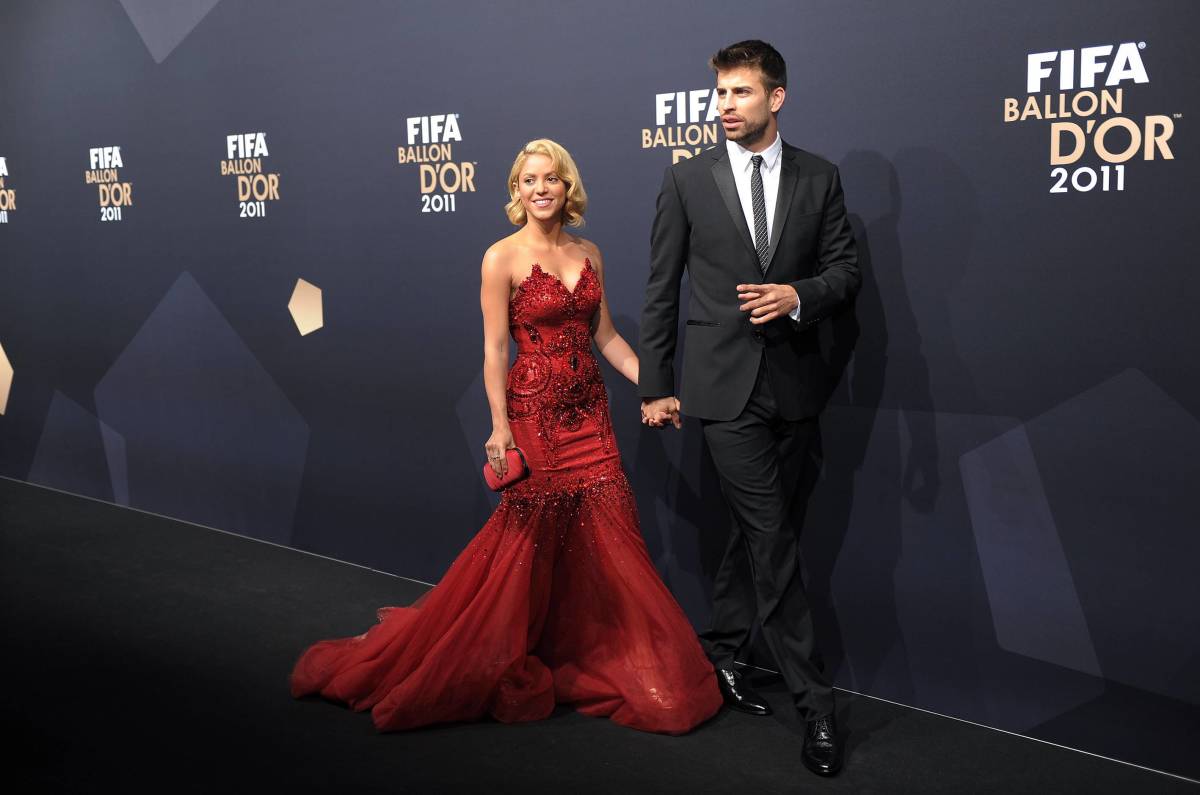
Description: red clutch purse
482,447,530,491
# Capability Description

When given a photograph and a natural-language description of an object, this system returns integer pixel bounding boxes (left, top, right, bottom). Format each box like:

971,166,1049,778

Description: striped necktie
751,154,769,272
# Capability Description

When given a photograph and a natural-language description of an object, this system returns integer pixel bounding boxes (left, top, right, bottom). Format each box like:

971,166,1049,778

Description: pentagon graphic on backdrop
962,368,1200,704
960,426,1102,677
101,421,132,507
288,279,324,336
94,272,308,545
0,340,11,414
119,0,222,63
28,391,128,504
1019,369,1200,704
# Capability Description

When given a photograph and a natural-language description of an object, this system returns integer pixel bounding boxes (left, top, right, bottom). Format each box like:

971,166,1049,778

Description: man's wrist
786,284,802,321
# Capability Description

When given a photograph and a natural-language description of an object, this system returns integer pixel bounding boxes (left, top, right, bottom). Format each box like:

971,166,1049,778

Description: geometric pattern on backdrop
118,0,223,63
94,272,309,546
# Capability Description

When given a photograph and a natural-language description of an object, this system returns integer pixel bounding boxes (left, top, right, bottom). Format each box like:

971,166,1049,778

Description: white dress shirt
725,133,801,321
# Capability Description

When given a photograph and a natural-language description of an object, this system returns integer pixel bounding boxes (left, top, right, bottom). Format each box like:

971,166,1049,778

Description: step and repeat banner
1,0,1197,779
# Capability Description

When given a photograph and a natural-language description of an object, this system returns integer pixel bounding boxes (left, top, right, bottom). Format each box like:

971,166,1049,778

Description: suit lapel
710,150,757,259
763,148,798,274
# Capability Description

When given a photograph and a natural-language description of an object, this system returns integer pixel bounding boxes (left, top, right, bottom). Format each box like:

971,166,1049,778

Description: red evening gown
289,258,722,734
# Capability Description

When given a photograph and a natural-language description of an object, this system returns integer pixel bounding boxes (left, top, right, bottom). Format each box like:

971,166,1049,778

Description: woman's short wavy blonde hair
505,138,587,228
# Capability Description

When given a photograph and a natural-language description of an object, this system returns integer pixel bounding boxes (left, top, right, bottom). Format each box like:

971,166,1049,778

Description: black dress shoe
714,668,772,715
802,714,843,777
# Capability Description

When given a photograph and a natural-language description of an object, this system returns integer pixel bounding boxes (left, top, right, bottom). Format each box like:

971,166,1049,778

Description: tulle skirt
290,414,721,735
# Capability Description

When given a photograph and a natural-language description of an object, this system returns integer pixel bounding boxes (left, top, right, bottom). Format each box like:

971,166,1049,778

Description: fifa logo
221,132,281,219
0,156,11,222
406,114,462,145
1002,42,1178,194
85,147,132,222
398,113,476,213
1025,43,1148,93
643,89,720,163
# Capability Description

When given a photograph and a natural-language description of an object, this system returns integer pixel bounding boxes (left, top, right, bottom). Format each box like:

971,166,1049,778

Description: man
638,40,860,777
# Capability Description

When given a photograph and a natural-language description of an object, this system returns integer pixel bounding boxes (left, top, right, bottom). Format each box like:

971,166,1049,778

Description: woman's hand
484,427,516,477
641,397,682,429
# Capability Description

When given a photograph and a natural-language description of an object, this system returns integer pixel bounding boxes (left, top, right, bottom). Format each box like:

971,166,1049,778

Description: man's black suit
638,141,860,719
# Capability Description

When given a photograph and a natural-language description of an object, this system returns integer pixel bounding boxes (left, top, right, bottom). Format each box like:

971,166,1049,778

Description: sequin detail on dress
507,259,614,468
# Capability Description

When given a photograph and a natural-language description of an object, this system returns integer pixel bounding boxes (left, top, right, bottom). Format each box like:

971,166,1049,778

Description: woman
290,139,721,735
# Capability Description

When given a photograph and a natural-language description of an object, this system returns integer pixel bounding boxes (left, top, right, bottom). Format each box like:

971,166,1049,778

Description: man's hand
737,283,799,324
641,396,682,429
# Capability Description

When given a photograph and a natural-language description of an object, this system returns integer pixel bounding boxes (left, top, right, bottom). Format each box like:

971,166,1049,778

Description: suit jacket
638,142,860,421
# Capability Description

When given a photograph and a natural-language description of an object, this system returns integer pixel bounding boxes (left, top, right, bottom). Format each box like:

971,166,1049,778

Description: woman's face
516,153,566,224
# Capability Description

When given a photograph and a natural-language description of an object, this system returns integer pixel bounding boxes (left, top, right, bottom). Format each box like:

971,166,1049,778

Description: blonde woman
291,139,721,735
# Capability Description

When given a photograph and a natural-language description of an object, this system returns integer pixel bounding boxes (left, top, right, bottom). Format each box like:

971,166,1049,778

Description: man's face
715,66,785,149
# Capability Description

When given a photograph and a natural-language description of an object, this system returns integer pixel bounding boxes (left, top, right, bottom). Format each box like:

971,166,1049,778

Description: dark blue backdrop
2,0,1197,779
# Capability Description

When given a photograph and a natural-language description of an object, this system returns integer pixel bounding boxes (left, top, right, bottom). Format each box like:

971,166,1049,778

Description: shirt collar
726,132,782,173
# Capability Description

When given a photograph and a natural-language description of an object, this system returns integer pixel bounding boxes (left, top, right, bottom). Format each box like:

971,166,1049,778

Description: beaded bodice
506,258,613,466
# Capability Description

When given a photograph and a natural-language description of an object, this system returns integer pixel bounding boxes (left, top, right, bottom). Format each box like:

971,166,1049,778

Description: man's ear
770,86,786,113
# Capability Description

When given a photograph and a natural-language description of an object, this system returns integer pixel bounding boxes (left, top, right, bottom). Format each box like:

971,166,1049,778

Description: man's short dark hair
709,40,787,92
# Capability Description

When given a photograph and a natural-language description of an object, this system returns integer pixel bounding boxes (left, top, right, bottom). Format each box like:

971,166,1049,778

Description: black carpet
1,477,1194,794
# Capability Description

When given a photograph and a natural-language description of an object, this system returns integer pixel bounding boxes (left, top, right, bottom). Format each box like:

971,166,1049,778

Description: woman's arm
480,247,515,476
586,243,640,386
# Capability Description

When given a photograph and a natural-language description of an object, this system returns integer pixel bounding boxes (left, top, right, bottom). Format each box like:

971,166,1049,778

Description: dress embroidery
507,258,614,467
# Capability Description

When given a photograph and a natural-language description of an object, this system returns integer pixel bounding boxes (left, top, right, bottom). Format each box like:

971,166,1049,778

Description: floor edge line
5,476,1194,785
733,661,1199,785
0,475,436,587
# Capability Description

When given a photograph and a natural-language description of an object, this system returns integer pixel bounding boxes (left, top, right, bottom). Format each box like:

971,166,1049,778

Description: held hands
484,427,516,477
737,283,799,325
641,397,682,429
636,286,796,433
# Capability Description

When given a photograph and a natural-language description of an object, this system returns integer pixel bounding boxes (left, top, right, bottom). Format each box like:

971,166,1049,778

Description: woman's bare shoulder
567,235,601,260
481,234,525,274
